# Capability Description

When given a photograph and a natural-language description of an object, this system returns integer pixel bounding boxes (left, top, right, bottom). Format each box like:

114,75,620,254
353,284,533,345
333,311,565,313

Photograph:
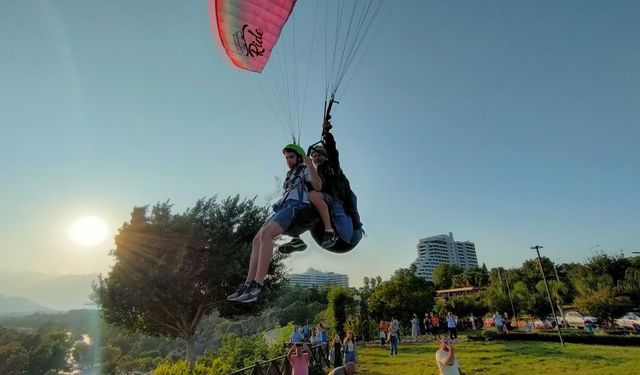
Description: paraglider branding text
233,24,265,58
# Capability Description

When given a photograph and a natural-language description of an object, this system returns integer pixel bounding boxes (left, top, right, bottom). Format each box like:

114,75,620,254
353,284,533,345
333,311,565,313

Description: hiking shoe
321,230,338,248
278,237,308,254
237,281,265,303
226,282,250,301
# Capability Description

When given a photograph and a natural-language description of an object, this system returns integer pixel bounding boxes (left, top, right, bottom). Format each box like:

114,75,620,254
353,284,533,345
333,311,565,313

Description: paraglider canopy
211,0,297,73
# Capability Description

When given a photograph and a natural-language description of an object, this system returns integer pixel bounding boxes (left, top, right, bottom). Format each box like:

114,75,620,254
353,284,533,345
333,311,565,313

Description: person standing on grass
446,312,458,340
435,339,463,375
493,311,505,335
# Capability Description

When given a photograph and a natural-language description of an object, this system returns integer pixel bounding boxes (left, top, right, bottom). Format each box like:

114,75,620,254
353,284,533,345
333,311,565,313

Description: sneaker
226,282,250,301
237,281,265,303
278,237,308,254
321,230,338,248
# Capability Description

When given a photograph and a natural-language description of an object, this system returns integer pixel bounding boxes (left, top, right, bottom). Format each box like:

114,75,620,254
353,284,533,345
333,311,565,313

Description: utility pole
531,245,564,346
504,271,519,329
553,262,567,329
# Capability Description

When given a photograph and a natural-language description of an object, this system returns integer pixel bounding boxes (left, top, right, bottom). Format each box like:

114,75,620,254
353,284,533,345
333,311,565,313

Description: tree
323,286,356,337
94,196,288,364
432,263,463,290
483,284,511,315
368,266,436,322
452,266,489,288
616,268,640,306
574,287,632,326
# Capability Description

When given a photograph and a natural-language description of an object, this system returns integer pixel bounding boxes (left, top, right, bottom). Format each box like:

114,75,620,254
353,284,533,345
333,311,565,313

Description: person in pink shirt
288,343,310,375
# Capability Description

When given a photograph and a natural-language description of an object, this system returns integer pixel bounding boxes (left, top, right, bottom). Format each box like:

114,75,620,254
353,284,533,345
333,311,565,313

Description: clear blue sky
1,0,638,285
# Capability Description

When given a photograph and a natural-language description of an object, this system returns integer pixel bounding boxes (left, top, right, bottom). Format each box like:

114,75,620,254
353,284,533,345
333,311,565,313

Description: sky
1,0,638,287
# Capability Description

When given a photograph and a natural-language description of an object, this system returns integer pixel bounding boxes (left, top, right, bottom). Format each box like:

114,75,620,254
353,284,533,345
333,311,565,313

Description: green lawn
355,340,640,375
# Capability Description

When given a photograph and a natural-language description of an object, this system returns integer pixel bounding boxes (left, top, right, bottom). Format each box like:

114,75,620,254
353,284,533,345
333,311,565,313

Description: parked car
564,311,598,328
544,316,566,327
533,319,551,329
615,311,640,330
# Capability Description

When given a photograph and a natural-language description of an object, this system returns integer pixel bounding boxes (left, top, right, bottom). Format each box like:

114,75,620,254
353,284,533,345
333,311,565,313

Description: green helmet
282,143,306,159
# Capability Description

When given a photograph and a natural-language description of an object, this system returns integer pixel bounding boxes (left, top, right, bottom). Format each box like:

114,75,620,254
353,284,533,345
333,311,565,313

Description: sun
68,216,108,247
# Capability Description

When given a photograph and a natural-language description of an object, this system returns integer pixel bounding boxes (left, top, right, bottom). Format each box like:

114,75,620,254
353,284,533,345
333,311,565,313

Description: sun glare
69,216,108,247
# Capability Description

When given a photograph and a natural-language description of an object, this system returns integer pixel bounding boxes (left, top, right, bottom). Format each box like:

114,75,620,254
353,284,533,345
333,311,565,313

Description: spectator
319,324,328,342
411,313,420,338
435,339,462,375
290,326,304,343
388,319,399,356
424,313,433,338
446,312,457,340
343,331,357,364
330,334,343,367
504,312,512,331
378,324,387,347
493,312,505,335
288,343,310,375
328,362,356,375
431,314,440,340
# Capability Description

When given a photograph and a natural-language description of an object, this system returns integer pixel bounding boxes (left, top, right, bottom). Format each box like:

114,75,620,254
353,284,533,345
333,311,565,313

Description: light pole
552,261,568,329
531,245,564,346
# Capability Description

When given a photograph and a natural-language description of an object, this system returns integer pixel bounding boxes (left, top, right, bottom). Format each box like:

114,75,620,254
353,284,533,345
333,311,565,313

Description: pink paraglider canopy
211,0,297,73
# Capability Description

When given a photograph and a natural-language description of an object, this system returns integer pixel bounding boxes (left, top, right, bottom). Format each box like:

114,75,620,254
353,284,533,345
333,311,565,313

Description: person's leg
309,191,333,232
254,221,284,284
329,199,354,243
245,234,261,282
226,225,263,300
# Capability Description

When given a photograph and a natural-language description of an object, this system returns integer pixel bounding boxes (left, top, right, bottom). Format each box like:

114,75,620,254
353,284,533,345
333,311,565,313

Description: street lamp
531,245,564,346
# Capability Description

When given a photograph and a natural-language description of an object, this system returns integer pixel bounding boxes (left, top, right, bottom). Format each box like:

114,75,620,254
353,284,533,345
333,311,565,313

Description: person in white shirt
435,339,462,375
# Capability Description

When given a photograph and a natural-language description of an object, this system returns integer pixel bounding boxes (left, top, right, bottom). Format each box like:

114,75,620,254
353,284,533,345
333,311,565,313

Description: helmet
310,143,327,156
282,143,306,159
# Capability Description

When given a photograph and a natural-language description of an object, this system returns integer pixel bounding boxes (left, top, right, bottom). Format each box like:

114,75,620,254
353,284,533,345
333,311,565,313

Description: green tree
324,286,356,337
615,268,640,306
94,196,288,364
367,266,436,322
432,263,464,290
483,284,511,315
574,287,633,326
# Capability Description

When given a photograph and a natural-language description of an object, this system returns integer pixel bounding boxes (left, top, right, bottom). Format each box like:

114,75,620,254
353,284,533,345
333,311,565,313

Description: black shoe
226,282,250,301
278,238,308,254
237,281,264,303
321,230,338,248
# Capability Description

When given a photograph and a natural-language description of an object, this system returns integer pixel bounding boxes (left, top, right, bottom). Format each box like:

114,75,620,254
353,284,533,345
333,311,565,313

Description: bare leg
244,234,261,283
255,221,284,284
309,191,333,232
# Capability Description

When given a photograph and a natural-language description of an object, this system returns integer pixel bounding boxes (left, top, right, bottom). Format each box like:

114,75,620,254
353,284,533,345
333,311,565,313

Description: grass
355,338,640,375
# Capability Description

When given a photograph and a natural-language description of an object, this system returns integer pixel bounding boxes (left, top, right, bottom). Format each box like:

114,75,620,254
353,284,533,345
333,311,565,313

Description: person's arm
303,157,322,191
287,345,295,360
444,344,456,366
321,122,341,171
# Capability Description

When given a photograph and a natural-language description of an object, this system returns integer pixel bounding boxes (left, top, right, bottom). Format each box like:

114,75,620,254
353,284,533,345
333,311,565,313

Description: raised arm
322,121,341,171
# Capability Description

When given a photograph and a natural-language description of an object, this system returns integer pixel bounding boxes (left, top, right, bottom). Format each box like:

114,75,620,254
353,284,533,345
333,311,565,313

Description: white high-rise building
413,232,478,281
288,268,349,288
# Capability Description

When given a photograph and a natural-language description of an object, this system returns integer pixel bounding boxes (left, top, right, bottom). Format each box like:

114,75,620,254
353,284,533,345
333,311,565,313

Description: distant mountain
0,271,98,311
0,295,53,315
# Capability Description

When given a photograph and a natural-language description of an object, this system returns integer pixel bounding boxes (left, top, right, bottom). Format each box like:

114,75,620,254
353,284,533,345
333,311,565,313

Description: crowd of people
286,323,358,375
284,319,469,375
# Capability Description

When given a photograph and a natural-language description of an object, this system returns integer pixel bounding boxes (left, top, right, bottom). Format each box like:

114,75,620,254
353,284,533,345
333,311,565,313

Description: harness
278,165,308,206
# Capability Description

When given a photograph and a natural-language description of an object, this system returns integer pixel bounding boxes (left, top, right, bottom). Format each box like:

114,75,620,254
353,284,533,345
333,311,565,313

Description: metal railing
225,342,330,375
